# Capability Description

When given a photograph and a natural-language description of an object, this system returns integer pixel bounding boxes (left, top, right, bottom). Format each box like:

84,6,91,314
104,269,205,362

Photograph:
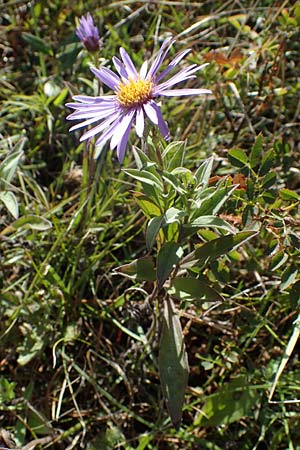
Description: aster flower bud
76,13,101,53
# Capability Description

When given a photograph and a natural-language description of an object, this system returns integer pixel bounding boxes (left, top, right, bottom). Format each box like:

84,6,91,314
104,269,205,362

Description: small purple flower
66,37,212,162
76,13,100,52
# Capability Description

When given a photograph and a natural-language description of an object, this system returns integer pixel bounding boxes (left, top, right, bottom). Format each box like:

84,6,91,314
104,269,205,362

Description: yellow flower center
116,78,153,108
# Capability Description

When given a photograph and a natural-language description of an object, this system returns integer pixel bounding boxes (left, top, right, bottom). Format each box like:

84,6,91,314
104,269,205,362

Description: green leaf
163,207,185,224
295,2,300,24
124,168,163,190
166,222,180,242
114,256,156,281
270,251,289,271
169,277,224,302
134,193,162,217
0,148,23,183
28,407,53,435
140,183,163,212
88,423,125,450
185,216,235,234
157,242,184,289
197,229,218,241
192,231,258,265
279,189,299,201
146,216,163,250
132,146,151,169
246,178,255,199
17,331,44,366
249,133,263,169
228,148,249,168
262,190,276,204
162,141,185,171
136,434,153,450
261,172,276,189
159,297,189,430
259,149,274,176
57,43,81,70
0,377,16,403
195,375,257,426
171,167,194,186
0,191,19,219
162,171,186,194
192,185,237,218
289,280,300,307
146,209,184,250
22,32,53,55
12,215,52,231
281,265,298,291
194,157,214,187
53,87,69,106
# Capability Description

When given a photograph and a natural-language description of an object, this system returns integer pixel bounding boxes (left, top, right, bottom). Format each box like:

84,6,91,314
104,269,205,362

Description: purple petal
143,100,169,140
146,36,173,80
155,48,191,82
158,88,212,96
112,56,129,79
110,110,135,150
66,104,118,120
68,108,118,130
153,64,201,92
91,67,121,91
67,109,117,121
67,95,98,104
153,64,207,95
139,61,148,79
95,117,123,147
119,48,138,80
117,126,131,163
196,63,210,72
79,112,120,141
69,115,106,131
143,101,159,124
70,95,116,104
76,30,84,41
135,107,144,137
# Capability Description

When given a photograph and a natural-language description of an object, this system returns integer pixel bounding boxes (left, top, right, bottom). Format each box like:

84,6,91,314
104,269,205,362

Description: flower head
66,37,212,162
76,13,100,52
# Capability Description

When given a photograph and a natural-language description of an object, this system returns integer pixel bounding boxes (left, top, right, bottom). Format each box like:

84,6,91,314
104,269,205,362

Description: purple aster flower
66,37,212,162
76,13,101,52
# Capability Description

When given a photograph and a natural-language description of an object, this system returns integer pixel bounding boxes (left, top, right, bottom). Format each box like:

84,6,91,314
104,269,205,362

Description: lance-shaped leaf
195,230,257,262
159,297,189,430
12,214,52,231
162,141,185,171
228,148,249,168
124,168,163,190
0,146,24,183
134,193,162,217
146,216,163,250
114,256,156,281
182,230,257,267
249,133,263,169
157,242,184,289
194,375,257,426
194,156,214,187
146,209,184,251
0,191,19,219
169,277,224,302
182,216,235,238
192,185,237,219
